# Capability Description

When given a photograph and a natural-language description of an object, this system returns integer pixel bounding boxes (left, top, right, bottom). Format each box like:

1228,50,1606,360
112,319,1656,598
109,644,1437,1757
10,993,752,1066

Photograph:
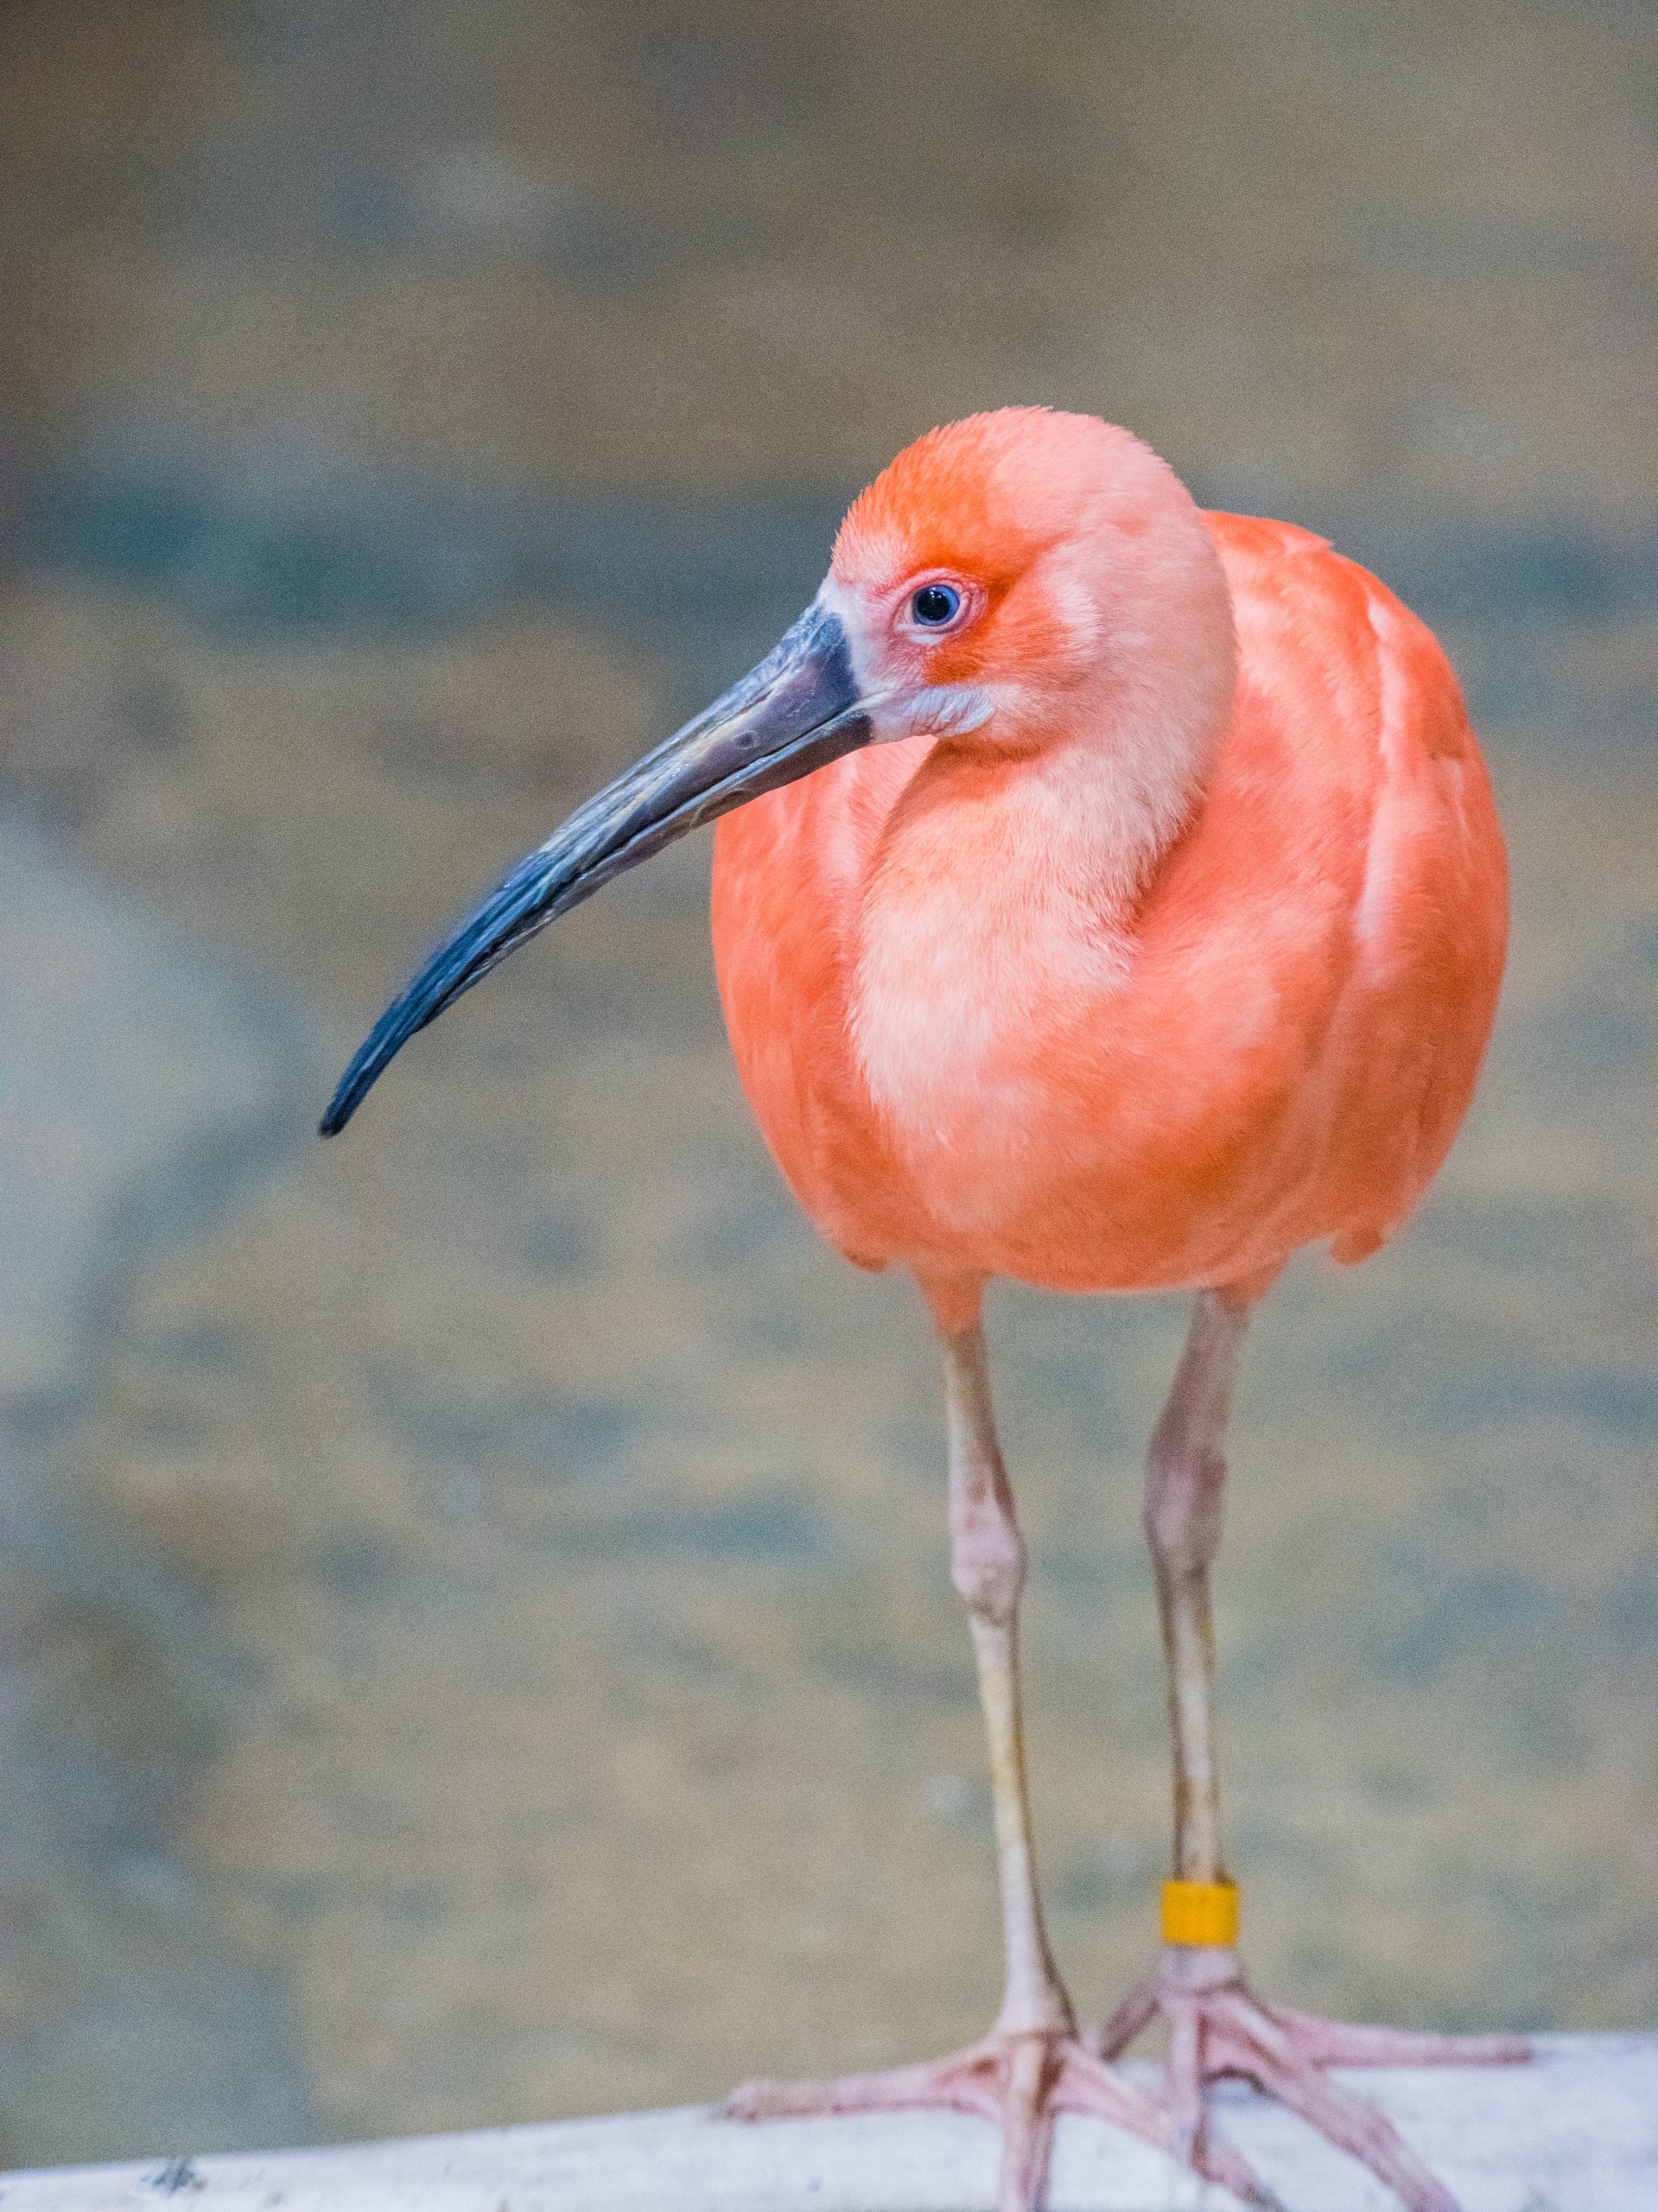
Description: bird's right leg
727,1305,1273,2212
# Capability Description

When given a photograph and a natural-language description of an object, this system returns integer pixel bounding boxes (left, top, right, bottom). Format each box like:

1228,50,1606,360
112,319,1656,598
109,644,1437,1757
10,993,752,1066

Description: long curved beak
320,600,870,1136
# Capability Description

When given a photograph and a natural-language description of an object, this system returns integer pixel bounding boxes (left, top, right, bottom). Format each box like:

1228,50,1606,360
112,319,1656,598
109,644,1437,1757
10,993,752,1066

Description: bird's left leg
728,1307,1274,2212
1095,1288,1528,2212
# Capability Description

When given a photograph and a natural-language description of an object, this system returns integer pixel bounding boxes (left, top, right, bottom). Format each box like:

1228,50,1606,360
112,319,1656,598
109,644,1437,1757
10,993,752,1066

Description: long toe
1224,2003,1461,2212
1166,1999,1204,2161
722,2047,1002,2123
1056,2045,1280,2210
1271,2005,1529,2069
1092,1975,1159,2062
997,2037,1058,2212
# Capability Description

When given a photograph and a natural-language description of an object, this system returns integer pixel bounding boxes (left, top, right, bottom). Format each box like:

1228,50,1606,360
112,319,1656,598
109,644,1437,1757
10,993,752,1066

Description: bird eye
911,583,962,626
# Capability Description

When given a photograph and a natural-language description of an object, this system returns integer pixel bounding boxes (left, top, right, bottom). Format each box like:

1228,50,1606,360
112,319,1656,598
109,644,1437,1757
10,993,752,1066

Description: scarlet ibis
323,409,1526,2212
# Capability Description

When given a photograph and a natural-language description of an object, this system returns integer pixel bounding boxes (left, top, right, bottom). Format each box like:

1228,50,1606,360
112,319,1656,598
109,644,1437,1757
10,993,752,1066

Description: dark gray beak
320,601,869,1135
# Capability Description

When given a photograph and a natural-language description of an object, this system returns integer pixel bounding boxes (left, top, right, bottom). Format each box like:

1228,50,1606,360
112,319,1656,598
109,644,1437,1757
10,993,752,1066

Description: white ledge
3,2037,1655,2212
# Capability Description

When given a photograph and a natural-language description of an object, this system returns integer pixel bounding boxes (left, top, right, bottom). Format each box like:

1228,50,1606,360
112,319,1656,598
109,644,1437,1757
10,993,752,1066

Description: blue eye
912,583,961,626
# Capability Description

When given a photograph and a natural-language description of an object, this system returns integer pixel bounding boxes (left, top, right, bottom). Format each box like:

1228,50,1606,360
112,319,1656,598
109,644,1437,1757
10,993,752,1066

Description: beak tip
319,1045,384,1139
317,1091,353,1140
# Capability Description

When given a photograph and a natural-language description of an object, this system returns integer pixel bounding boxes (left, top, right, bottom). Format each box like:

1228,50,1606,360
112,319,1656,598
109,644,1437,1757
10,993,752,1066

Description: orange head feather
828,407,1238,788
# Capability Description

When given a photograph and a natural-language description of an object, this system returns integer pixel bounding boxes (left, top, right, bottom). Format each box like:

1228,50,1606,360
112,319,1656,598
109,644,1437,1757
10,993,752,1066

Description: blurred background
0,0,1653,2172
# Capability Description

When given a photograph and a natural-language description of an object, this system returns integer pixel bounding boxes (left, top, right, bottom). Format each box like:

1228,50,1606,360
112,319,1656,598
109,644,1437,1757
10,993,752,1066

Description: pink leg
727,1306,1276,2212
1093,1292,1528,2212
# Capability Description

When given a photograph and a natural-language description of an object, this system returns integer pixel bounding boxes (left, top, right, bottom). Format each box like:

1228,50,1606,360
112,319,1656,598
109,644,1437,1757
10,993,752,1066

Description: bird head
321,407,1235,1136
826,407,1235,755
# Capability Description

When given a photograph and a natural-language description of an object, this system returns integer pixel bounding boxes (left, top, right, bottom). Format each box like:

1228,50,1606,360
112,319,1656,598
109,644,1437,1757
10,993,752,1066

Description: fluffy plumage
712,410,1507,1322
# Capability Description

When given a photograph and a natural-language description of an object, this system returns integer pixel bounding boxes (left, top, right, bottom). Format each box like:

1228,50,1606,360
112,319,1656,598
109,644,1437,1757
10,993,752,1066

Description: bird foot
1092,1945,1530,2212
724,2024,1280,2211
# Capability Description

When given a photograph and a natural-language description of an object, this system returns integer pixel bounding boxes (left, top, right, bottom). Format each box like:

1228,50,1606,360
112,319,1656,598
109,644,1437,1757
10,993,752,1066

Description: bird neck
1013,695,1218,925
957,486,1240,922
937,595,1238,935
851,504,1238,1131
852,666,1230,1088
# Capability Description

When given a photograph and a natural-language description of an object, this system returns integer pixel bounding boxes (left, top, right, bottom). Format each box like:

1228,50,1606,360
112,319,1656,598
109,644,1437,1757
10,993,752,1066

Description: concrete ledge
3,2037,1655,2211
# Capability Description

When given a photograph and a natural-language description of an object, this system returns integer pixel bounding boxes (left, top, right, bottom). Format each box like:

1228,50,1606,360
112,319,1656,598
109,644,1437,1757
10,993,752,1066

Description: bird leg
727,1315,1275,2212
943,1314,1070,2049
1092,1290,1528,2212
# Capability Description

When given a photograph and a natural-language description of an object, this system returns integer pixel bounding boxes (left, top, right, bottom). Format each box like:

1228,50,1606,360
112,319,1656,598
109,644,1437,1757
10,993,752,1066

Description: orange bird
323,410,1524,2212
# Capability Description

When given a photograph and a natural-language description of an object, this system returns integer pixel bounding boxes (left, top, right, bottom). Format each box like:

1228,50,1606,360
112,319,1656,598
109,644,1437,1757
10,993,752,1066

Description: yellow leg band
1161,1878,1239,1947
